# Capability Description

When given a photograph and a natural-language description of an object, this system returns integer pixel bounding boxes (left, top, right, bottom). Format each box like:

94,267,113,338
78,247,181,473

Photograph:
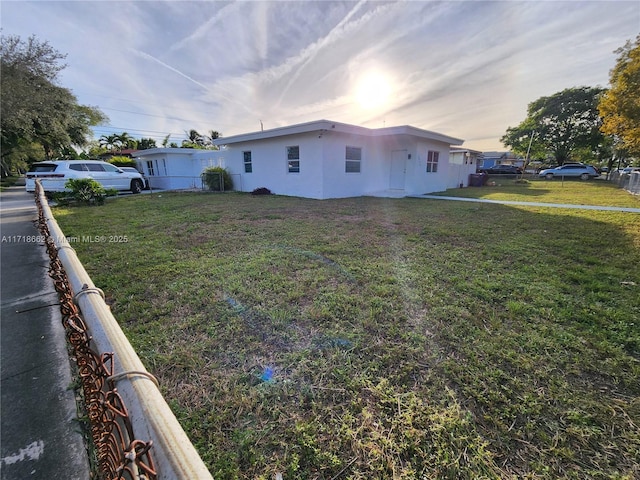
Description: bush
202,167,233,191
251,187,272,196
107,156,137,168
52,178,117,206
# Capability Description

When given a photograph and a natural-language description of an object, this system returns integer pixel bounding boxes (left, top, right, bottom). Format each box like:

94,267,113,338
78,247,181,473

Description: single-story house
480,151,524,170
447,148,483,189
134,120,470,198
211,119,464,199
134,148,224,190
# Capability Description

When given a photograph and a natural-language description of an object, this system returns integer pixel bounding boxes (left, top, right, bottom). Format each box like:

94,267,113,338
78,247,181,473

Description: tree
99,134,119,151
1,34,107,173
137,138,157,150
114,132,137,150
502,87,606,164
598,35,640,158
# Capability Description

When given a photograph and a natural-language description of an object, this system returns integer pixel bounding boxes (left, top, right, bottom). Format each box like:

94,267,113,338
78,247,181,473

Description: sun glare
355,72,392,111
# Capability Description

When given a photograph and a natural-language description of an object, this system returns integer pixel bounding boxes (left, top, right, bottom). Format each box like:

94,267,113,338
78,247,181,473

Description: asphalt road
0,185,89,479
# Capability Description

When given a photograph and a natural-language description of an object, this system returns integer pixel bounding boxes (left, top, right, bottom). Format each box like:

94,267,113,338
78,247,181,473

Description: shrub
202,167,233,191
107,156,137,168
251,187,272,196
53,178,117,206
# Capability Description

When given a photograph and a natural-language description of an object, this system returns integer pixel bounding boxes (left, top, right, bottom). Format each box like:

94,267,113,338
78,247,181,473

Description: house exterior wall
224,132,326,198
135,150,224,190
448,151,480,188
222,132,454,199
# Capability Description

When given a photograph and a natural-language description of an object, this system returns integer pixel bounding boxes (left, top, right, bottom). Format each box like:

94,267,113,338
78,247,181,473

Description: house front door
390,150,406,189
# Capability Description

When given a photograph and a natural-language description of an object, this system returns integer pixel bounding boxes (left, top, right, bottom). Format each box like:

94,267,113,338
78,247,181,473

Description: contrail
129,48,209,91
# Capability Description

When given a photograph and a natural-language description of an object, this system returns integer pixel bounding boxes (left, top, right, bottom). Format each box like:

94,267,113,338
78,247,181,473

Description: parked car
25,160,145,193
479,164,523,175
119,166,150,189
538,164,600,180
621,166,640,175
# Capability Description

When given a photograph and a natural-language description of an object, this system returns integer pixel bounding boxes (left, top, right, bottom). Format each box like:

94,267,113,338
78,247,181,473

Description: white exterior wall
447,151,479,189
224,133,326,199
222,133,454,199
135,150,225,190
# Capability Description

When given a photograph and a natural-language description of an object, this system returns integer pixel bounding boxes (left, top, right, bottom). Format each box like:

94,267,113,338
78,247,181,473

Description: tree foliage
598,35,640,158
1,34,108,174
502,87,606,164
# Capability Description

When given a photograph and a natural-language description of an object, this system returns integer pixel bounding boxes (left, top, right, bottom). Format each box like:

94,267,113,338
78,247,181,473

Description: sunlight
355,71,392,111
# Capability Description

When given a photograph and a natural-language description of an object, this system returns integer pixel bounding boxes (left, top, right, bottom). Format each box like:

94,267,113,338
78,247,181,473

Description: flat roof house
213,120,464,199
134,148,224,191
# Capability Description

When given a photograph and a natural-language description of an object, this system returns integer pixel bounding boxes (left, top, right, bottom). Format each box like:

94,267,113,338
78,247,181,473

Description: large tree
502,86,606,164
1,34,107,173
598,35,640,158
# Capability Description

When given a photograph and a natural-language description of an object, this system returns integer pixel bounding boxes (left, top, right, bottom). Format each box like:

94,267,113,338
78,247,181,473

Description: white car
25,160,145,194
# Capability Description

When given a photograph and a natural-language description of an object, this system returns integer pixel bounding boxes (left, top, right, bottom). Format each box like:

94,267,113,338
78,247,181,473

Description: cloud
2,0,639,150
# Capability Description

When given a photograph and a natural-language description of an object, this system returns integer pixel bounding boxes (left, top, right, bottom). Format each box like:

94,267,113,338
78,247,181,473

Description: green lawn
53,183,640,479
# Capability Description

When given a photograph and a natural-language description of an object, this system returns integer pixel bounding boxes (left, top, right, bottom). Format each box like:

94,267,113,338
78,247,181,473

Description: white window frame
345,146,362,173
427,150,439,173
243,151,252,173
287,146,300,173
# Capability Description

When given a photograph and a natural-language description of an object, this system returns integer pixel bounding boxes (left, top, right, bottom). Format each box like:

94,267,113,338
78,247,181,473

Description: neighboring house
480,151,524,170
212,119,464,199
448,148,483,188
134,148,224,190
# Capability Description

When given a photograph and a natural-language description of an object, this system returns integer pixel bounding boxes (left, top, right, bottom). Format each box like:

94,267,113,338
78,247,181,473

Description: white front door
390,150,406,189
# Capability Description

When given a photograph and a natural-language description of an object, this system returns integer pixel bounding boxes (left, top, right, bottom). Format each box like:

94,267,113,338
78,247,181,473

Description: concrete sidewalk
1,185,89,479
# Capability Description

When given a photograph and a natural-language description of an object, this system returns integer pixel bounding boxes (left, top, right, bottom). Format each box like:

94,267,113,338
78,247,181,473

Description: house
212,119,464,199
447,148,483,189
134,148,224,190
480,151,524,170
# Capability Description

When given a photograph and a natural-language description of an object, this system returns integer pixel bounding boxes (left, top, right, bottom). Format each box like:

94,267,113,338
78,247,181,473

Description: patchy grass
54,187,640,479
437,177,640,208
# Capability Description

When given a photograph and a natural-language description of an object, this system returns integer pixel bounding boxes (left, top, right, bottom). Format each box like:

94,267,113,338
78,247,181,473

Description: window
427,151,439,173
103,163,121,172
146,160,155,176
69,164,87,171
345,146,362,173
287,146,300,173
86,163,106,172
243,151,252,173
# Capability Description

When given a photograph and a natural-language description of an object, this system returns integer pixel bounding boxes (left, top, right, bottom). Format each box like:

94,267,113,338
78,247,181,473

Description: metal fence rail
35,180,213,480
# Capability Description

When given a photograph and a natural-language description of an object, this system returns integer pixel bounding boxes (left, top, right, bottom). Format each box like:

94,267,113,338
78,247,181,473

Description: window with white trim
287,146,300,173
427,151,439,173
243,151,252,173
146,160,155,176
345,146,362,173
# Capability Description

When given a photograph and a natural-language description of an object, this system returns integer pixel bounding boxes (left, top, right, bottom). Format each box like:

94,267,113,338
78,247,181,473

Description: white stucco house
447,148,483,189
134,148,224,191
134,120,468,199
212,119,464,199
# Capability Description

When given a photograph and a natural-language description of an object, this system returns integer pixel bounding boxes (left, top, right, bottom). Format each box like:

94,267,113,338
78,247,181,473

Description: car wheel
545,173,554,180
131,179,143,194
580,173,589,180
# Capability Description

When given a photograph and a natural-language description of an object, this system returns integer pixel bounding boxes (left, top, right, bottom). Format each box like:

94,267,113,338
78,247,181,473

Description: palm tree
114,132,136,150
99,134,119,151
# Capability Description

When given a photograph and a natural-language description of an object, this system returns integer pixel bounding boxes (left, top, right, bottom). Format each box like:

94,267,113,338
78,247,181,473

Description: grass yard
53,181,639,479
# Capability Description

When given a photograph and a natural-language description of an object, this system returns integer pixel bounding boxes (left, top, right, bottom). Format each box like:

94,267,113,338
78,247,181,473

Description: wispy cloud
2,0,638,149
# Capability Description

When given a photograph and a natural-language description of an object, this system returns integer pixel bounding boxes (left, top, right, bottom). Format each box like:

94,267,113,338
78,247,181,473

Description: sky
1,1,639,152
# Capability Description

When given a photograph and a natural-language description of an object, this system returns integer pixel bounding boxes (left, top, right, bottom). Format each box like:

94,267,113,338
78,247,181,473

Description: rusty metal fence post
34,180,213,480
